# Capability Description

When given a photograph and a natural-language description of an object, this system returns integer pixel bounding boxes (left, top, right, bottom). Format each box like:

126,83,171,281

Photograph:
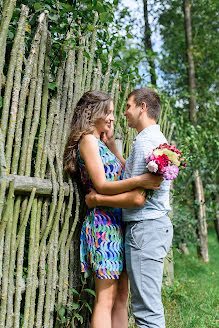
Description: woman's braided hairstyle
64,90,112,173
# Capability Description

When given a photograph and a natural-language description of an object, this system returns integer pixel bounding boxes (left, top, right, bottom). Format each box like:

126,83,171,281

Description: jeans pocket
156,225,173,255
130,221,145,249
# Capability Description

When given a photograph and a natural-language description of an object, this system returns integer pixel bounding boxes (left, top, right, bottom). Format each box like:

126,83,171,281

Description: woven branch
0,174,70,196
0,5,145,327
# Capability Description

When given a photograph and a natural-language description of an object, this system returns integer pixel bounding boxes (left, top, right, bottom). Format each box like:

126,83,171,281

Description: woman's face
95,101,115,135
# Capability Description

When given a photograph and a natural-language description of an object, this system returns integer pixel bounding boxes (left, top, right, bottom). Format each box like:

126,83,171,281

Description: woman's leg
91,275,118,328
112,270,129,328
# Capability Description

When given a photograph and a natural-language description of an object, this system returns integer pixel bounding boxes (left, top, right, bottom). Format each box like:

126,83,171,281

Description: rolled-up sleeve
129,138,154,177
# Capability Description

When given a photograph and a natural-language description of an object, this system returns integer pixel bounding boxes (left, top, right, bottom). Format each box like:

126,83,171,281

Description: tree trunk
183,0,209,262
215,193,219,242
180,243,189,254
184,0,197,124
142,0,157,85
194,170,209,261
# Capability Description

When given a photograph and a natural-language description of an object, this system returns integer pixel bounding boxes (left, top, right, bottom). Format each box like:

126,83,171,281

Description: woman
64,91,161,328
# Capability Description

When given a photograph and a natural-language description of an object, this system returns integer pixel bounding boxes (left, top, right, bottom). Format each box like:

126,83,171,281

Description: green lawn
163,228,219,328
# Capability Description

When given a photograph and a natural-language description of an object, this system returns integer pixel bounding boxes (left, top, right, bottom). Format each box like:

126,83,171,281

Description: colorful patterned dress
77,137,124,279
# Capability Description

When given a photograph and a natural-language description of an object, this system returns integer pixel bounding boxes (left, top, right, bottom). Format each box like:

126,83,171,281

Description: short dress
77,137,124,279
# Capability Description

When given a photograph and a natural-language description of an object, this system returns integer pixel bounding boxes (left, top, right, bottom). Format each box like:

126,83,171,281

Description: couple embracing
64,88,173,328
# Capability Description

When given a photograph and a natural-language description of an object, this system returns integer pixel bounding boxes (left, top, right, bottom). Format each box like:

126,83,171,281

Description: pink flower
145,153,156,164
158,143,168,150
145,143,186,181
158,143,181,157
155,154,170,173
163,165,179,180
147,161,159,173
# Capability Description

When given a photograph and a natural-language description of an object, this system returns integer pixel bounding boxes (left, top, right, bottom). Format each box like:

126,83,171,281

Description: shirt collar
135,124,160,141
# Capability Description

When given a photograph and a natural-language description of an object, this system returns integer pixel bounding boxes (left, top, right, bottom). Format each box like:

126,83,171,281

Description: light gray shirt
122,124,171,221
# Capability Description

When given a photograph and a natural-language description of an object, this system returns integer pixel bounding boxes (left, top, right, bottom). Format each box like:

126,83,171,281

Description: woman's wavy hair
64,90,112,173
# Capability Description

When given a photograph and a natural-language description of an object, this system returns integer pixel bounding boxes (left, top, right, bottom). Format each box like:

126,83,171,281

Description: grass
128,228,219,327
163,228,219,328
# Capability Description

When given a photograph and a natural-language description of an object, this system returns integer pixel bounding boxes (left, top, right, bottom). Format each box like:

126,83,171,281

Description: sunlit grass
163,228,219,328
128,228,219,328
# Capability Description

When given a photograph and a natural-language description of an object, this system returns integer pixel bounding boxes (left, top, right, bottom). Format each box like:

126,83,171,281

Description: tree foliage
156,0,219,246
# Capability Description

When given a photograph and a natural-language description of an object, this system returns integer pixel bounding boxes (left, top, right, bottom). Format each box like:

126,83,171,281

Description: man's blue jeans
125,215,173,328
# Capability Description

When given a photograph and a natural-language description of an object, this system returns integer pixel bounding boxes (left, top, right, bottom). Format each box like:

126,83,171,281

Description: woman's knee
116,286,128,306
95,295,115,311
115,274,129,306
94,277,118,310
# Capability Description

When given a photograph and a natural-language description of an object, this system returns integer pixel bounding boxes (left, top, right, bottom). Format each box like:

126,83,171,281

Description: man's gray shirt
122,124,171,222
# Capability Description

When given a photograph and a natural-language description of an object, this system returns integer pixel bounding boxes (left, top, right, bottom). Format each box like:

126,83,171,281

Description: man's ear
141,102,147,112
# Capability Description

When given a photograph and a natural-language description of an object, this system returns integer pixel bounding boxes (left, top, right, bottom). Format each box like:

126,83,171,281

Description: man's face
124,95,141,128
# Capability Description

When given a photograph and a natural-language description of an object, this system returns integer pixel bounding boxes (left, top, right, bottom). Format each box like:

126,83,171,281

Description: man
86,88,173,328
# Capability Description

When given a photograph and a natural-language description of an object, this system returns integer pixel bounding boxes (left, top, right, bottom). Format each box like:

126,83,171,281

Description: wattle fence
0,3,174,327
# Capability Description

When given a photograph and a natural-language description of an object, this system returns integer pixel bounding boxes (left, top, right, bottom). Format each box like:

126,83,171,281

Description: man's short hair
128,88,161,121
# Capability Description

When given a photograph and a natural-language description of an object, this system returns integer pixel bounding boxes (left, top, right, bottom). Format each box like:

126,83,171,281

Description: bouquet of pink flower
145,143,187,180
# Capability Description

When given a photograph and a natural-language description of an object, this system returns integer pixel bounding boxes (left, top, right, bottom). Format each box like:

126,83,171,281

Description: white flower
147,161,158,173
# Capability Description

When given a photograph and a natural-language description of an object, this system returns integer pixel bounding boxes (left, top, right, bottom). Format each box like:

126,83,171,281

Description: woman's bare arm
101,126,126,166
104,137,126,167
85,188,146,209
79,134,162,195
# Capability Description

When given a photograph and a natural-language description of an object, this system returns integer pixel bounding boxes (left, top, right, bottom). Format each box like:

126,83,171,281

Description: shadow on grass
162,228,219,328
